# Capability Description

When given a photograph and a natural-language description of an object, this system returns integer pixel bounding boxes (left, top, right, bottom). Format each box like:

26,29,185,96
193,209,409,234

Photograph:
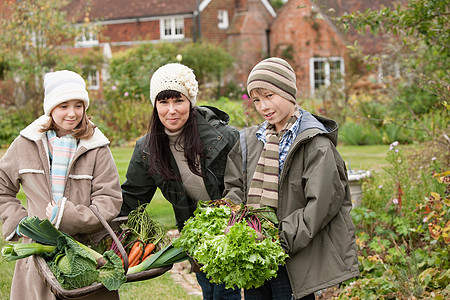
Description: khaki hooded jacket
0,115,122,300
224,110,360,298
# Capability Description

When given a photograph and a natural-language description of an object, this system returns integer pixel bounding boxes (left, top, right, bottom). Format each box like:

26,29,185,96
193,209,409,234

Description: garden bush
337,140,449,299
98,41,236,145
339,122,367,145
338,108,448,146
197,96,263,129
89,99,152,147
0,105,35,148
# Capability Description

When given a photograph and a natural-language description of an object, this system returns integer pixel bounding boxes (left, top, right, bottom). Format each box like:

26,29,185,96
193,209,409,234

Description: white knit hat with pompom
149,63,198,106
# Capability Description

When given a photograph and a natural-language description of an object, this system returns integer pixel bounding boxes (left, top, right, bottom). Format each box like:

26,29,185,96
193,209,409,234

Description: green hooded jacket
120,106,239,231
224,109,360,298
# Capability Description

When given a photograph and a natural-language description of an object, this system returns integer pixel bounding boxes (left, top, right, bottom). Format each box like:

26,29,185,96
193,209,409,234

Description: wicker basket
34,206,173,299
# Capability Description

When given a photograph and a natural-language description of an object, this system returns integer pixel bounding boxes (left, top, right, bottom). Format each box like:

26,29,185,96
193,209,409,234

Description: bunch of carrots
126,240,156,267
110,204,166,268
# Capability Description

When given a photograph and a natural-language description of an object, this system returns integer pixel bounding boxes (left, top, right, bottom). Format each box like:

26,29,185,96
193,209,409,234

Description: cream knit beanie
149,63,198,106
247,57,297,104
43,70,89,116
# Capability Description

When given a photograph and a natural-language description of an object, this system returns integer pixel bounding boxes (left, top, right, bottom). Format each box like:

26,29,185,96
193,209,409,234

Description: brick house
269,0,348,97
1,0,402,102
64,0,276,98
67,0,402,100
268,0,405,98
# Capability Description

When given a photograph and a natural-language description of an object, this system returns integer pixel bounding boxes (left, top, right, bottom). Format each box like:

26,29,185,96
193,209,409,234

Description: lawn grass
337,144,389,173
0,144,392,299
110,147,177,229
0,238,14,300
119,273,200,300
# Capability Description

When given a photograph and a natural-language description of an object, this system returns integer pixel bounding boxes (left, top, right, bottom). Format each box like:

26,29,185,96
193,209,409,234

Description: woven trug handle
89,206,129,272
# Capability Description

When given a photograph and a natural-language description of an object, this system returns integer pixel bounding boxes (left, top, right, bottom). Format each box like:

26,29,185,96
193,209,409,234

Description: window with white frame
218,10,229,29
75,28,99,47
87,69,100,90
31,30,46,48
309,57,344,94
160,17,184,39
378,60,400,82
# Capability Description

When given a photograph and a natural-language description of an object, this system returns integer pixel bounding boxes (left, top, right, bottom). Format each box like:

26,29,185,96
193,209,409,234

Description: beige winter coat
0,115,122,300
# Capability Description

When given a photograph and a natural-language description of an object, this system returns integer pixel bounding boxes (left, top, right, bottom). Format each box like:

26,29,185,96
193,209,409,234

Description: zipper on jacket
206,168,220,197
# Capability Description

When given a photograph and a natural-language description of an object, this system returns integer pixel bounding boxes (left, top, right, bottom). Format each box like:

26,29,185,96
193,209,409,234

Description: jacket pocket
324,214,357,271
294,230,348,287
67,173,93,205
323,229,346,268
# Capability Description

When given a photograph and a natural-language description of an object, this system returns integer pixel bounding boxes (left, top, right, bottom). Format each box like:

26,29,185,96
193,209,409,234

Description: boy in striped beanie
247,56,297,105
223,57,359,299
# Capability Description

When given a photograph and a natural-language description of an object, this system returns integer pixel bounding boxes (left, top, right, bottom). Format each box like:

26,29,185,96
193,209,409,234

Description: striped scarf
247,109,300,208
47,130,77,204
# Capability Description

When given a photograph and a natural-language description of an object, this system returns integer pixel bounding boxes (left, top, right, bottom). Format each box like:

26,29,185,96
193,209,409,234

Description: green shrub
395,84,441,115
339,122,367,145
89,99,152,146
338,115,445,146
362,126,384,145
104,43,179,105
339,140,450,299
179,42,234,98
0,105,35,147
104,41,234,105
198,97,263,129
357,100,388,128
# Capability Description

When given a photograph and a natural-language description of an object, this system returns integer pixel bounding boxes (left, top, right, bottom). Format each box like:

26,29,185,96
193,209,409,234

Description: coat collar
296,110,339,146
20,115,110,150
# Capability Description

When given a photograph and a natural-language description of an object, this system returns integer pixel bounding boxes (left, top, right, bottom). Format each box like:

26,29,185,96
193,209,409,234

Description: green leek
18,217,105,266
8,217,126,291
2,242,56,261
127,244,188,274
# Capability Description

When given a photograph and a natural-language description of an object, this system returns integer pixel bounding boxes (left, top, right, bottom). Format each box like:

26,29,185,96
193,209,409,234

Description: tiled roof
316,0,408,53
65,0,197,22
316,0,404,19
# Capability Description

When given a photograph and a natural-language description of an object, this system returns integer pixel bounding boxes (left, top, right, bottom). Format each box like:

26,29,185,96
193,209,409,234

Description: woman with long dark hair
120,63,241,299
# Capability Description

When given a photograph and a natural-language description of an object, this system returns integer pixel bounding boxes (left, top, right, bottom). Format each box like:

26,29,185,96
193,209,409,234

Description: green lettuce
194,221,288,289
173,205,231,255
174,200,289,289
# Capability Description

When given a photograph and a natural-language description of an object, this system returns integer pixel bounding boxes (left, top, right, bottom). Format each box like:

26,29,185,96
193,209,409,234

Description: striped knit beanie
43,70,89,116
247,57,297,104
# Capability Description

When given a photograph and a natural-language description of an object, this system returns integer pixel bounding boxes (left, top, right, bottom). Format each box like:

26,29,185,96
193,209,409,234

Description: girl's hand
46,200,57,220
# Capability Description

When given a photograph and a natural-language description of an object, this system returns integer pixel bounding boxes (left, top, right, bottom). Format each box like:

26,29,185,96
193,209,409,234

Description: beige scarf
247,109,300,208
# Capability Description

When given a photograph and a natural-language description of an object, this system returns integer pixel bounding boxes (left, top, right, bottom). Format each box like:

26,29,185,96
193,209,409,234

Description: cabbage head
48,236,99,289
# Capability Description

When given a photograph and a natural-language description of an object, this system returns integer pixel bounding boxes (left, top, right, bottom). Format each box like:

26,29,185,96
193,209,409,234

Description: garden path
167,229,203,298
169,260,203,298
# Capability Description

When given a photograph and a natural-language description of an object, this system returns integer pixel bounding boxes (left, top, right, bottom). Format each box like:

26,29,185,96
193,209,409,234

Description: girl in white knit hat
120,63,241,299
0,70,123,300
